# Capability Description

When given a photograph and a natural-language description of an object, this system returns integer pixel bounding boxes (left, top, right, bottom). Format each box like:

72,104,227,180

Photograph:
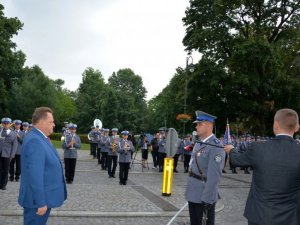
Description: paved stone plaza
0,149,250,225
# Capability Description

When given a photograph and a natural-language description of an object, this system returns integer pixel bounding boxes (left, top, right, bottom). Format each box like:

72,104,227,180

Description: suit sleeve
229,143,254,166
23,138,47,207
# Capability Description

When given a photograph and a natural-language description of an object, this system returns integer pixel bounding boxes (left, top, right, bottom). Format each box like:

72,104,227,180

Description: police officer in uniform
62,124,81,184
107,128,119,178
9,120,24,181
117,131,134,185
182,134,193,173
158,127,167,172
90,125,101,159
0,118,18,190
100,128,110,170
185,111,225,225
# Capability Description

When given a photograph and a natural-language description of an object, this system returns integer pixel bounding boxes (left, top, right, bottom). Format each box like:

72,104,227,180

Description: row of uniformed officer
9,121,30,181
0,118,18,190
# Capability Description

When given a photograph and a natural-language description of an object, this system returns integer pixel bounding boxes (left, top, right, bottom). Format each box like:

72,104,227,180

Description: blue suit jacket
18,128,67,208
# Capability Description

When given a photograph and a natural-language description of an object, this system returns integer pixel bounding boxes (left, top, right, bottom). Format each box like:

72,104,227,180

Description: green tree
108,69,147,133
183,0,300,135
0,4,26,114
75,67,106,133
52,79,77,132
8,66,59,122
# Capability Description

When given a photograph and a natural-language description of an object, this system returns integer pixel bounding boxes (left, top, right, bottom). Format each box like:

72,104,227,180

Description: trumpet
111,139,118,153
124,141,130,152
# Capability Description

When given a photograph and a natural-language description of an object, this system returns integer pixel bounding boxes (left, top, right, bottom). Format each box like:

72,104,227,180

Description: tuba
93,119,102,129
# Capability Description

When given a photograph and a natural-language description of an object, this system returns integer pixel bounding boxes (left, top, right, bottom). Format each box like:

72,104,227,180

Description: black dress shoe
2,186,6,190
222,169,227,173
123,182,127,185
112,175,116,178
9,177,14,182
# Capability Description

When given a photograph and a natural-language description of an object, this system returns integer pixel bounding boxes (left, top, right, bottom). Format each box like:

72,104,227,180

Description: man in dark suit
18,107,67,225
224,108,300,225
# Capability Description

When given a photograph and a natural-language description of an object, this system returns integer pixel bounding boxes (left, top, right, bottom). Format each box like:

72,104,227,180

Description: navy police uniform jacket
230,135,300,225
185,135,224,204
0,128,18,158
62,133,81,159
117,139,134,163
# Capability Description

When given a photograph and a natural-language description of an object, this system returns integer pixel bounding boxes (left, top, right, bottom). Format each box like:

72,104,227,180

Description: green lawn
52,140,90,150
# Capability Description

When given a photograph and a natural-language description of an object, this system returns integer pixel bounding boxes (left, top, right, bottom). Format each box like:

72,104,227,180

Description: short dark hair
32,107,53,125
275,108,299,132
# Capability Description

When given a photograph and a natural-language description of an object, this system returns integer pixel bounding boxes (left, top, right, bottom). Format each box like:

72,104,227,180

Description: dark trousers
151,150,158,167
141,149,148,160
64,158,77,182
107,155,117,176
91,143,97,158
9,154,21,180
97,148,101,163
89,143,93,155
24,207,51,225
184,154,191,171
0,157,10,188
158,152,167,171
101,152,108,169
119,162,130,184
188,201,215,225
173,153,179,169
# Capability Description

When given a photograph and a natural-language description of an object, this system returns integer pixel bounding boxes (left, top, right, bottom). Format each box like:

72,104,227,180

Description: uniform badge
214,154,222,163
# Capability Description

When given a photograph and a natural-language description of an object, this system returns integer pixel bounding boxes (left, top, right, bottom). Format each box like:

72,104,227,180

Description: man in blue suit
18,107,67,225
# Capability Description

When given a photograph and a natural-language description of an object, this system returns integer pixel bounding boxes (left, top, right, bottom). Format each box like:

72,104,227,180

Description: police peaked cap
193,111,217,123
22,122,29,127
121,130,129,135
1,117,12,123
68,124,77,129
14,120,22,125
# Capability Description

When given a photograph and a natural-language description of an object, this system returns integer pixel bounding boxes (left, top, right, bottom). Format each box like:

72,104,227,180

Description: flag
223,120,232,144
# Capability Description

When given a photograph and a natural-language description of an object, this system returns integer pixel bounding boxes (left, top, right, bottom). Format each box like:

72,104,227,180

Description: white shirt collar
34,127,48,139
202,134,214,143
276,133,293,138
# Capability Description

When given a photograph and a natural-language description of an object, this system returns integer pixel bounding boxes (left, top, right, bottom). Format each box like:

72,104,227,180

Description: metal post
183,56,194,136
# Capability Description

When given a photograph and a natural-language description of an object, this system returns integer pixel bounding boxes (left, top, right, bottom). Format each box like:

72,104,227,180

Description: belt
189,171,207,182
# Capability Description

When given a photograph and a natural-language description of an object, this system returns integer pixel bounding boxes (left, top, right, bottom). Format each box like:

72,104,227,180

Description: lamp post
183,56,195,136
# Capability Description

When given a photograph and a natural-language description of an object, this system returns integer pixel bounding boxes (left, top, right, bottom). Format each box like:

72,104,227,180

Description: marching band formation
1,116,285,191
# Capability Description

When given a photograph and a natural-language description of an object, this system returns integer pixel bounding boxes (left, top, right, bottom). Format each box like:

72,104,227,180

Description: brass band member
100,128,110,170
9,120,24,182
62,124,81,184
117,130,134,185
107,128,119,178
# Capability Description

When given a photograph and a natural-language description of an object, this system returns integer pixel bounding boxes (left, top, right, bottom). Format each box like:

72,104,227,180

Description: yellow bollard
162,157,174,196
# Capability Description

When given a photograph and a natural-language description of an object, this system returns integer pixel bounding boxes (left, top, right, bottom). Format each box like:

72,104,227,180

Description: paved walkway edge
0,202,224,217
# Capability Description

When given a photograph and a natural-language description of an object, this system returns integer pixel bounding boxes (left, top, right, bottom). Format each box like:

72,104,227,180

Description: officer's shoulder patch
214,154,222,163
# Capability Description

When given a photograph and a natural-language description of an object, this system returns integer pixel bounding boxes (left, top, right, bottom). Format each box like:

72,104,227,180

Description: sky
1,0,200,100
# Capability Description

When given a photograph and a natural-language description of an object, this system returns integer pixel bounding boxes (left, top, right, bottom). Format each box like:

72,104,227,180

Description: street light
183,55,195,136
